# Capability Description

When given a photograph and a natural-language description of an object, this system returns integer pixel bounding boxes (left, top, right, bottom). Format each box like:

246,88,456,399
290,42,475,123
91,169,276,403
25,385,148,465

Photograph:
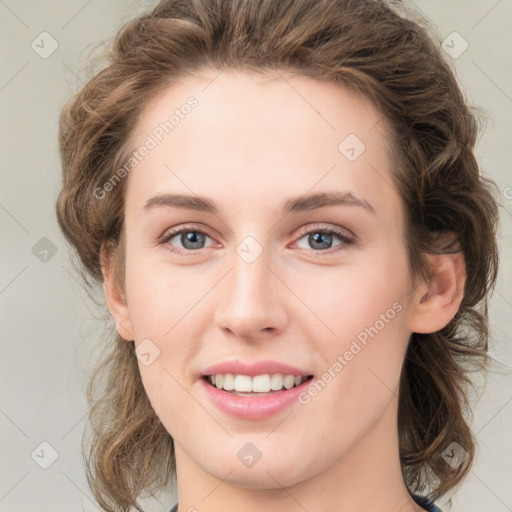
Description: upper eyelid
161,223,215,241
295,222,354,238
162,223,350,237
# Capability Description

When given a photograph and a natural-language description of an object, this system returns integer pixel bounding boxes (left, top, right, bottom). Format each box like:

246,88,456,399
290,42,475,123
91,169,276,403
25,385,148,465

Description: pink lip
199,377,314,420
201,360,312,377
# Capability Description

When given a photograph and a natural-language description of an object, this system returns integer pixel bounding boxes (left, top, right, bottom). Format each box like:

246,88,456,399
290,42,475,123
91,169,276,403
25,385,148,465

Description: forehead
124,68,398,221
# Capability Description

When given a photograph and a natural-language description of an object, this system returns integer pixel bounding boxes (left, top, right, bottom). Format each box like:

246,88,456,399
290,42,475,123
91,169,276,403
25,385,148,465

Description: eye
159,223,355,256
159,225,215,255
293,224,355,254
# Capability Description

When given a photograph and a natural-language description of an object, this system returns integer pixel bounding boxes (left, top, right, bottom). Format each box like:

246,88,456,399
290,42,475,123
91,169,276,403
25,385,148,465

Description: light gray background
1,1,511,511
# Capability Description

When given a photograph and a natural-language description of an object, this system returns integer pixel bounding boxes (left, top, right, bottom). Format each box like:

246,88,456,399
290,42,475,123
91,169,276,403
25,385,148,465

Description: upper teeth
209,373,306,392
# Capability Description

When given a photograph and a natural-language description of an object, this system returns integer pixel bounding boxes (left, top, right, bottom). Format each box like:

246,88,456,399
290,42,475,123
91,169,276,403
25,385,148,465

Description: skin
102,68,465,512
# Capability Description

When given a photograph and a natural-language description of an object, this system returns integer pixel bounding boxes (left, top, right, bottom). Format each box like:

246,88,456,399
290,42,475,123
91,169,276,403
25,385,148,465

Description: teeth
234,374,252,392
270,373,283,390
207,373,309,393
223,373,235,390
253,374,270,392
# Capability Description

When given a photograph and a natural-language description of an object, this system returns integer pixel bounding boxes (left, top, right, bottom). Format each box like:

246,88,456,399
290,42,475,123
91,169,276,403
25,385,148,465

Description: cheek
138,358,195,429
295,251,411,398
293,254,409,343
123,248,205,340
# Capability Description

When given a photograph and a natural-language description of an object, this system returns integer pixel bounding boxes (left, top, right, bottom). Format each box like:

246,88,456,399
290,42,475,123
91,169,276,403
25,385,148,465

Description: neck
173,395,425,512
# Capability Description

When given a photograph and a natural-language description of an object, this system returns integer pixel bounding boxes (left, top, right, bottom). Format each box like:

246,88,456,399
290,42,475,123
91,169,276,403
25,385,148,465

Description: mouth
202,373,314,396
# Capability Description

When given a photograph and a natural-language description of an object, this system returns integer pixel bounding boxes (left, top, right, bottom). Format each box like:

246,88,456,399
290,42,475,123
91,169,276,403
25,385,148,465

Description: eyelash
158,223,355,257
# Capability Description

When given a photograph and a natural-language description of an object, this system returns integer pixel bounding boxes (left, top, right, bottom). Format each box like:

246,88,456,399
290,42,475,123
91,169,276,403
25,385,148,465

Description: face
112,68,425,489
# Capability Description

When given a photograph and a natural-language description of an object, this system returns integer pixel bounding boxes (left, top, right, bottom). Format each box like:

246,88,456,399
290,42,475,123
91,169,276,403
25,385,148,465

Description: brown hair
56,0,500,510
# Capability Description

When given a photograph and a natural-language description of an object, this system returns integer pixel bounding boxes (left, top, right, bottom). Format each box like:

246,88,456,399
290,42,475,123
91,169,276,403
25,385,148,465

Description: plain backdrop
1,1,511,511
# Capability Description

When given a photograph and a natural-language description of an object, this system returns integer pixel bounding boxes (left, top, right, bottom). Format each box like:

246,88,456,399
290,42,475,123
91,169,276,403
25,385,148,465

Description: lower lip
200,377,313,420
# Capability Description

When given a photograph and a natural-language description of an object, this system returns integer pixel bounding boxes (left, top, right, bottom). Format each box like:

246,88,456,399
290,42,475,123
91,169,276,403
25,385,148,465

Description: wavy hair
56,0,500,510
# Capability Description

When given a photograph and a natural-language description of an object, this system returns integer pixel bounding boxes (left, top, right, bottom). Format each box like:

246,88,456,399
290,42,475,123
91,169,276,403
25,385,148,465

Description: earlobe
100,242,134,341
409,251,466,334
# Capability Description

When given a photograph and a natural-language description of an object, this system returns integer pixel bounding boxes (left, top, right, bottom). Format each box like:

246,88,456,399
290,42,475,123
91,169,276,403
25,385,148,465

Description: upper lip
201,360,314,377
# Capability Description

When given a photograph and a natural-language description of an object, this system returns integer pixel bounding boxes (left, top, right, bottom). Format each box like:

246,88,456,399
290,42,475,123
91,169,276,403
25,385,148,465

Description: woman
56,0,500,511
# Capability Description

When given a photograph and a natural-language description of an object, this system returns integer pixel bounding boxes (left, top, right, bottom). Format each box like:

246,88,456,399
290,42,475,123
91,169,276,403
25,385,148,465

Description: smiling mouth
202,373,314,395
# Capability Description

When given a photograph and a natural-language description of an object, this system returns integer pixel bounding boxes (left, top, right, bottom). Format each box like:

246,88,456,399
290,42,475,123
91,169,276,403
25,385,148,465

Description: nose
214,242,289,342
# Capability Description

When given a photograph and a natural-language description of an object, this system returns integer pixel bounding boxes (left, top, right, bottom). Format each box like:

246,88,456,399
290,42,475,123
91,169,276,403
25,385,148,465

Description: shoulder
169,498,443,512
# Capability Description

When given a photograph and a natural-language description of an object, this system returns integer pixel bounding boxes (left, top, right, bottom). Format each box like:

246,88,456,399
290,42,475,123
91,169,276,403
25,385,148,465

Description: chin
200,451,309,490
213,466,304,490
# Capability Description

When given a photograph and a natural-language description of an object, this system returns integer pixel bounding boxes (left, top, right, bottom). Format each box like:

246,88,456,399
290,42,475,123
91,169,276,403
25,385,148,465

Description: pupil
183,231,204,249
310,232,332,250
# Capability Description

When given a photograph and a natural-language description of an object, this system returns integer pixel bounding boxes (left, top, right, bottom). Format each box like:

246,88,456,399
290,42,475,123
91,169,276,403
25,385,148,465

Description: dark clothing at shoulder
413,494,444,512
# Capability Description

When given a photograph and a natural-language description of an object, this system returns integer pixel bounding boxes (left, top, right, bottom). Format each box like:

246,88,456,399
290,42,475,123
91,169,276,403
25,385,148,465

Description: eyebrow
143,191,375,215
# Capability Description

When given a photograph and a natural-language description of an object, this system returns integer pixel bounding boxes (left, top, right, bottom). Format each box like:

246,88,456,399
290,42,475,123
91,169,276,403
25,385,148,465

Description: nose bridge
214,234,287,338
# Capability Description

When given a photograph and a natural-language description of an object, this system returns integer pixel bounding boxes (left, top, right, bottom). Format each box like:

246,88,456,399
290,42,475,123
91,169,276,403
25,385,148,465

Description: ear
408,251,466,334
100,242,134,341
